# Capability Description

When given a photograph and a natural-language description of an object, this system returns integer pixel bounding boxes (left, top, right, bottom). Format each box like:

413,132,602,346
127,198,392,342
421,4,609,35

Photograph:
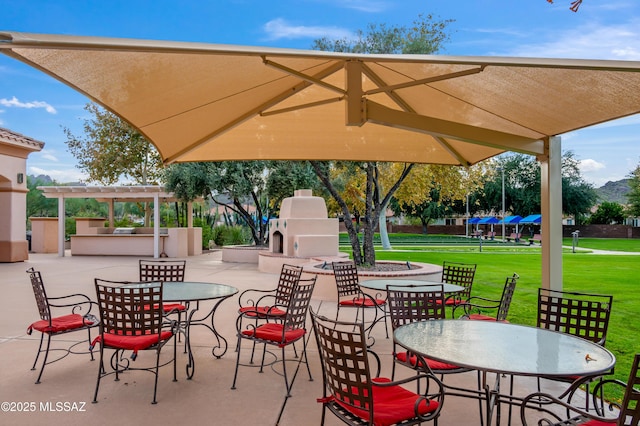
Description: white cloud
504,21,640,60
38,149,59,162
579,158,606,173
0,96,57,114
263,18,353,41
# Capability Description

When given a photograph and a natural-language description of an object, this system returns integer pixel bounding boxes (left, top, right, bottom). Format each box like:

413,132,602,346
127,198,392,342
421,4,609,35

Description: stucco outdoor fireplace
258,189,340,273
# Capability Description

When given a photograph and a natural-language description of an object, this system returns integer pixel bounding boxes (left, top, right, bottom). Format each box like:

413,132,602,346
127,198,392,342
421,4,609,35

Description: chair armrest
237,287,276,308
47,294,99,321
453,296,500,318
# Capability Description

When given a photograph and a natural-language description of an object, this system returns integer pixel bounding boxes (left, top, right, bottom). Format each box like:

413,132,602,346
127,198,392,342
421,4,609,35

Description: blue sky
1,0,639,187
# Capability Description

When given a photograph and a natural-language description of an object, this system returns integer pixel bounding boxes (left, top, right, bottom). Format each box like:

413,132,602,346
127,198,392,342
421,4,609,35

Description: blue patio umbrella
468,217,481,224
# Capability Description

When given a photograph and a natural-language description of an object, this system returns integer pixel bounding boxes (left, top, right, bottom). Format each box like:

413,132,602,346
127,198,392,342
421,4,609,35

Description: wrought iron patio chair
441,261,477,306
520,353,640,425
139,259,187,319
92,279,177,404
26,267,99,384
310,308,445,426
231,276,316,399
453,273,519,322
237,263,304,364
386,284,474,380
237,263,303,319
536,288,614,409
332,261,387,341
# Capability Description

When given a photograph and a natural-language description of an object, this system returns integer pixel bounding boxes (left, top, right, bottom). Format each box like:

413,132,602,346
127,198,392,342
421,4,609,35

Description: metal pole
466,193,469,237
501,168,506,241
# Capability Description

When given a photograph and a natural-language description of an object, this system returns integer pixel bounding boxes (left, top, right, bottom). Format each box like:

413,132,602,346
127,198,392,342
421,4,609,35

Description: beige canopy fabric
3,31,640,289
2,32,640,167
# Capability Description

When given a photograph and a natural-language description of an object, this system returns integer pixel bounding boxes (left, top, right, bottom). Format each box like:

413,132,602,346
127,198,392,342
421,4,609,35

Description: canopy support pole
539,136,563,291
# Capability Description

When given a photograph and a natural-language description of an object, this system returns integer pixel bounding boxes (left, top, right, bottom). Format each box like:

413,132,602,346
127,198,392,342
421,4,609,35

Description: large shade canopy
500,215,523,224
2,32,640,166
3,31,640,290
521,214,542,224
478,216,499,224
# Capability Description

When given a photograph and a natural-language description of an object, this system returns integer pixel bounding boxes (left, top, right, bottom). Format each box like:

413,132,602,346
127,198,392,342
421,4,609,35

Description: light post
498,167,505,241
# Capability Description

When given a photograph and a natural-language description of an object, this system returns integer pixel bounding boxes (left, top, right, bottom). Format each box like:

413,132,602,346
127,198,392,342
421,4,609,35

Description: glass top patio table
393,319,615,377
125,281,238,379
359,279,464,294
126,281,238,301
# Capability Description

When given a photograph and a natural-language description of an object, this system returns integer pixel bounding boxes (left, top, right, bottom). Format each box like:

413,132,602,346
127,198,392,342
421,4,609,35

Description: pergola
39,185,196,258
3,31,640,289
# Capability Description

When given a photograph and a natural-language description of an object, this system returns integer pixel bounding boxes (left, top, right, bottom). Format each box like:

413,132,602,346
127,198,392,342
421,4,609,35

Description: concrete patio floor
0,251,582,426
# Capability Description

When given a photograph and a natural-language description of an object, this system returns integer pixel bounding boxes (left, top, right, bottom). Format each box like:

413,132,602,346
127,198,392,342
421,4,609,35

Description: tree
476,152,597,224
312,14,454,265
589,201,625,225
265,161,322,217
64,103,163,185
26,176,59,219
64,103,165,225
391,164,488,233
628,162,640,217
165,162,269,246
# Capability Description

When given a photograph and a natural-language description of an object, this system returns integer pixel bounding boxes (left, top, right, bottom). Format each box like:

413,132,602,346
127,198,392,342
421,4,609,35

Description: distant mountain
596,179,630,204
28,175,85,186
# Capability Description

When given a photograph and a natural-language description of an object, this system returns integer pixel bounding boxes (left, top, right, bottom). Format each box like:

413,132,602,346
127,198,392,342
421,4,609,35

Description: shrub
211,225,251,246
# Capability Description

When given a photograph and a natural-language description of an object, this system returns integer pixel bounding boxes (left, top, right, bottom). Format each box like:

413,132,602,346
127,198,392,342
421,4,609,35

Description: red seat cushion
395,351,461,371
468,314,508,323
28,314,94,334
239,306,286,317
580,420,613,426
162,303,187,313
340,298,386,307
91,330,174,357
242,323,305,346
333,377,440,426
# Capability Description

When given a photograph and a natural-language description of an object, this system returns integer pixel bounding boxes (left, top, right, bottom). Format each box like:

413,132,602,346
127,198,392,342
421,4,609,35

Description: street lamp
497,167,505,241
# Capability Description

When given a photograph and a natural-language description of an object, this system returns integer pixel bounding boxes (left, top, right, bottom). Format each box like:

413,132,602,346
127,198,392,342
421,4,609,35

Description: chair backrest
537,288,612,346
495,273,519,322
332,261,361,299
274,264,304,305
94,278,164,336
139,259,186,282
26,267,51,322
386,284,446,330
442,261,476,299
310,309,375,420
618,353,640,426
283,277,317,332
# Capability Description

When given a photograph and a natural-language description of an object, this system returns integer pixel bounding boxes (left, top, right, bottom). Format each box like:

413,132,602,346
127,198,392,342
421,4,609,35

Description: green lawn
340,235,640,399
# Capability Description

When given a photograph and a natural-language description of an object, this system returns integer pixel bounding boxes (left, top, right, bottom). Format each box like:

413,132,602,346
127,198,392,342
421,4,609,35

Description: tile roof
0,126,45,151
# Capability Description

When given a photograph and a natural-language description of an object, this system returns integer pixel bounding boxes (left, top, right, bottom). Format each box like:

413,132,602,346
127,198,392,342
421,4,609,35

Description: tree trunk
309,161,363,264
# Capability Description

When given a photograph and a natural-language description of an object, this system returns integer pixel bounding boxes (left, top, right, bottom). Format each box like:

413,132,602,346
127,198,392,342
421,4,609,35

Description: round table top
359,279,464,293
393,319,615,377
126,281,238,302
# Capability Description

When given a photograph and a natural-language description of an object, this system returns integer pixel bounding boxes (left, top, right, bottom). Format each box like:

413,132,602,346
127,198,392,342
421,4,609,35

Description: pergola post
539,136,563,291
57,195,65,257
153,192,160,259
